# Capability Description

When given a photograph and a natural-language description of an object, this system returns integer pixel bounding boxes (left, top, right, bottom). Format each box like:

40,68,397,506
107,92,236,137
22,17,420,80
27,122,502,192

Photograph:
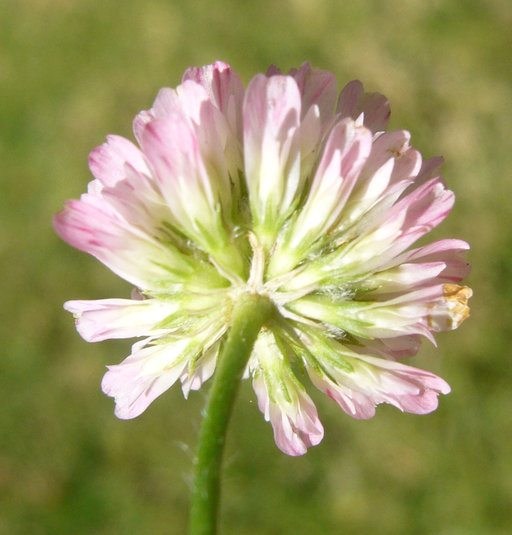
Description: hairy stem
189,293,274,535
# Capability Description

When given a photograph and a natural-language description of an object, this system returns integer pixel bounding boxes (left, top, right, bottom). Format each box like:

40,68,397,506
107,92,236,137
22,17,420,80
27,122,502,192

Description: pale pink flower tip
55,61,471,455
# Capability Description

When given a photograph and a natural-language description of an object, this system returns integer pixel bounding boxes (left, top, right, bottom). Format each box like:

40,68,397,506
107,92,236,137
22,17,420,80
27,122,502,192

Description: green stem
189,293,274,535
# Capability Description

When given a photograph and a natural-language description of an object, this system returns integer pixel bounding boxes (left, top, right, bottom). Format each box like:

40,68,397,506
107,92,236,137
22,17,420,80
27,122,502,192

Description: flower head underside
55,62,471,455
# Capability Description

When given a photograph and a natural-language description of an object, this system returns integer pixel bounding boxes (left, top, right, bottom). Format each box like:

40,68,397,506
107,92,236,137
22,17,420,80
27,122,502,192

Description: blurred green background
1,0,511,533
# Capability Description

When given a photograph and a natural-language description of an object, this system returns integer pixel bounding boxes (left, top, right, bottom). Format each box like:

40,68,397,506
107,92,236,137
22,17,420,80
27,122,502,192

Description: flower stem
189,293,274,535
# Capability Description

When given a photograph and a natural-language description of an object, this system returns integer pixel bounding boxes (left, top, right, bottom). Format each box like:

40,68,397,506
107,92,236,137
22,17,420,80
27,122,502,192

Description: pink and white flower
55,61,471,455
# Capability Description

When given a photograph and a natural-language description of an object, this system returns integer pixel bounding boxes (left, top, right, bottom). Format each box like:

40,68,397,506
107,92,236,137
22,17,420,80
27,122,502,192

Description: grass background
1,0,511,533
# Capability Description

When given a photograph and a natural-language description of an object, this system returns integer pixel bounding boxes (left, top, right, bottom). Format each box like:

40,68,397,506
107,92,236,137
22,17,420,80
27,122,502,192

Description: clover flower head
55,61,471,456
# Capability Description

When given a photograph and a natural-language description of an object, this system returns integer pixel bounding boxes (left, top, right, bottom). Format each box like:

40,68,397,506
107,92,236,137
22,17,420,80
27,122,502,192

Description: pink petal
340,177,455,273
271,118,373,274
53,194,184,289
252,373,324,456
243,74,302,232
348,335,422,360
102,362,186,419
133,87,184,142
356,354,451,411
388,178,455,253
182,61,244,137
141,111,220,233
331,131,423,241
266,63,338,183
337,80,391,133
284,62,338,122
361,130,422,184
388,239,471,283
337,80,364,119
63,298,178,342
184,61,242,107
180,342,220,398
308,350,450,419
141,98,244,274
302,118,372,226
134,76,235,173
89,135,150,187
324,385,378,419
101,341,190,419
133,110,154,145
413,156,444,187
100,164,174,237
182,63,246,181
362,261,448,296
173,81,233,199
334,157,399,235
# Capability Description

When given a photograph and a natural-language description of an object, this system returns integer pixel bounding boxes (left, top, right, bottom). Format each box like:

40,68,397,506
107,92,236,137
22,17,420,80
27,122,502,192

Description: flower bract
55,61,471,455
